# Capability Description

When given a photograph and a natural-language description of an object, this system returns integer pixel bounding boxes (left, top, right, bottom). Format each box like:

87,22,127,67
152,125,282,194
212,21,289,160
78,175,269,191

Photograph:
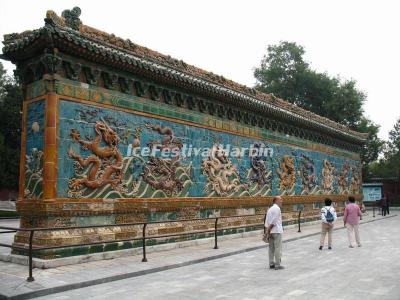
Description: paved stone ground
0,212,398,300
0,219,18,255
0,201,17,211
35,214,400,300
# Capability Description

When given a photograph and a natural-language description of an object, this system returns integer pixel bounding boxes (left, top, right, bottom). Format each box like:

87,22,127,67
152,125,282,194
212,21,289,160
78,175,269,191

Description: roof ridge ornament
61,7,82,30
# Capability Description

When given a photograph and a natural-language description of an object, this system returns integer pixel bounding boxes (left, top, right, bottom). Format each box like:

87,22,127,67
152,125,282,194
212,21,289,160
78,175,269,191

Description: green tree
381,118,400,179
254,41,309,106
254,41,365,128
0,61,23,190
386,118,400,157
366,160,392,179
254,41,382,172
353,119,400,181
355,117,385,179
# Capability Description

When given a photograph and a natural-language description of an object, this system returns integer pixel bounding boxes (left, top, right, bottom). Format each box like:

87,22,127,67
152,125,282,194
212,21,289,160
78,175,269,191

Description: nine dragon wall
15,88,363,257
40,99,363,201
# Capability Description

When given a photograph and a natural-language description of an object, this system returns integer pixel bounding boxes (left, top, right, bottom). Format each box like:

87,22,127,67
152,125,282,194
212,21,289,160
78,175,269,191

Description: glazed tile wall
55,79,359,160
57,100,362,199
25,100,45,199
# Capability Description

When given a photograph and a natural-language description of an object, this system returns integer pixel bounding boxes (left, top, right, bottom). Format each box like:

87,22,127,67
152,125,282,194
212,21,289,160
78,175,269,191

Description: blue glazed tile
55,100,361,199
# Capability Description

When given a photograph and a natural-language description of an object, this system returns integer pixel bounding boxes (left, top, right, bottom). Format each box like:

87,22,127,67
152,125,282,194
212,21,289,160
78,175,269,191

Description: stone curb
0,214,396,300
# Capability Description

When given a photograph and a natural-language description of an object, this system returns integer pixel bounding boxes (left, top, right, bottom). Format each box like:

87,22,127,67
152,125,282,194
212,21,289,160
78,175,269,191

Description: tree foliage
254,41,384,172
386,118,400,158
356,117,384,166
369,118,400,180
0,62,23,190
254,41,366,128
254,42,308,106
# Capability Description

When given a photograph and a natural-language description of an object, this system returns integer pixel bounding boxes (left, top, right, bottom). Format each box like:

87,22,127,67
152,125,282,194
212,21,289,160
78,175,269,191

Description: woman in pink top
343,196,362,248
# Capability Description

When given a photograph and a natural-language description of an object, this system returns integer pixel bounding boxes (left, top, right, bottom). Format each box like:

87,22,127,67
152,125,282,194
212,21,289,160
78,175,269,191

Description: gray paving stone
0,213,398,300
33,214,400,300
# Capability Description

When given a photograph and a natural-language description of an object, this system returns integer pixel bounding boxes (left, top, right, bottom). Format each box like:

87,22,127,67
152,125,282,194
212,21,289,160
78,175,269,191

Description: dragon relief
140,123,189,197
247,142,272,196
338,163,351,193
144,123,183,151
68,119,125,197
202,145,246,196
350,166,362,194
276,155,296,194
322,159,336,193
249,143,271,186
300,154,317,194
141,157,184,196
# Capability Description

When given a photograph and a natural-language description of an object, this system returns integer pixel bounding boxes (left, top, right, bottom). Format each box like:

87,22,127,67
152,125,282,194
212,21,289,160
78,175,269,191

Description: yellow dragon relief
202,145,243,196
277,155,296,192
338,163,350,193
350,166,362,194
68,120,124,194
322,159,335,192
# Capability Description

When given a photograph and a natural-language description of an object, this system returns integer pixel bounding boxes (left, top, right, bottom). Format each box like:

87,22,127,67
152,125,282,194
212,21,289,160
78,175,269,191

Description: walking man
319,198,337,250
265,196,284,270
385,194,390,215
381,195,387,216
344,196,362,248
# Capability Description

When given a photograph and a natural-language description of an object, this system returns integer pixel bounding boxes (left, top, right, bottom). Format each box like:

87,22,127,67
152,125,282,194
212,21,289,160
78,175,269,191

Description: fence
0,211,306,282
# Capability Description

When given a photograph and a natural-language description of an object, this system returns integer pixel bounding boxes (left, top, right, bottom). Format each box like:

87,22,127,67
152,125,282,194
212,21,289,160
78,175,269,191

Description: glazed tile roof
1,8,368,143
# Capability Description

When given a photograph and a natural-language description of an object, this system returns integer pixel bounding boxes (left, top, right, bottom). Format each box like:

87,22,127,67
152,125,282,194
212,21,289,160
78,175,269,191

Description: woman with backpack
319,198,337,250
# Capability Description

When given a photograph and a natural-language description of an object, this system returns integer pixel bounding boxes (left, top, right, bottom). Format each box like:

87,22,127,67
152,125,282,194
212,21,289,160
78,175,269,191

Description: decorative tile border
53,78,360,160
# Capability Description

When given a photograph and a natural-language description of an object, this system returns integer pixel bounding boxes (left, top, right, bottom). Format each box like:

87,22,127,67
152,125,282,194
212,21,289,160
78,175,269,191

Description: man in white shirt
265,196,284,270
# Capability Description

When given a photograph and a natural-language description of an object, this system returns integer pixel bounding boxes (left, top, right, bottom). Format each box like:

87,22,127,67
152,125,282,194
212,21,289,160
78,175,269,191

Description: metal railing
0,215,20,220
0,211,313,282
297,211,302,232
0,213,276,282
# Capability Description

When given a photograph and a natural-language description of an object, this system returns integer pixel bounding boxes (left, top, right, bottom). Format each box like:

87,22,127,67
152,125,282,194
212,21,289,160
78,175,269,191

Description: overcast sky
1,0,398,140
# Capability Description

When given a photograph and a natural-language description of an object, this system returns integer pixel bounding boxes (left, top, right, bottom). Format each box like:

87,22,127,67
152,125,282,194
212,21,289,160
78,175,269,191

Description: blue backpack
325,207,334,223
